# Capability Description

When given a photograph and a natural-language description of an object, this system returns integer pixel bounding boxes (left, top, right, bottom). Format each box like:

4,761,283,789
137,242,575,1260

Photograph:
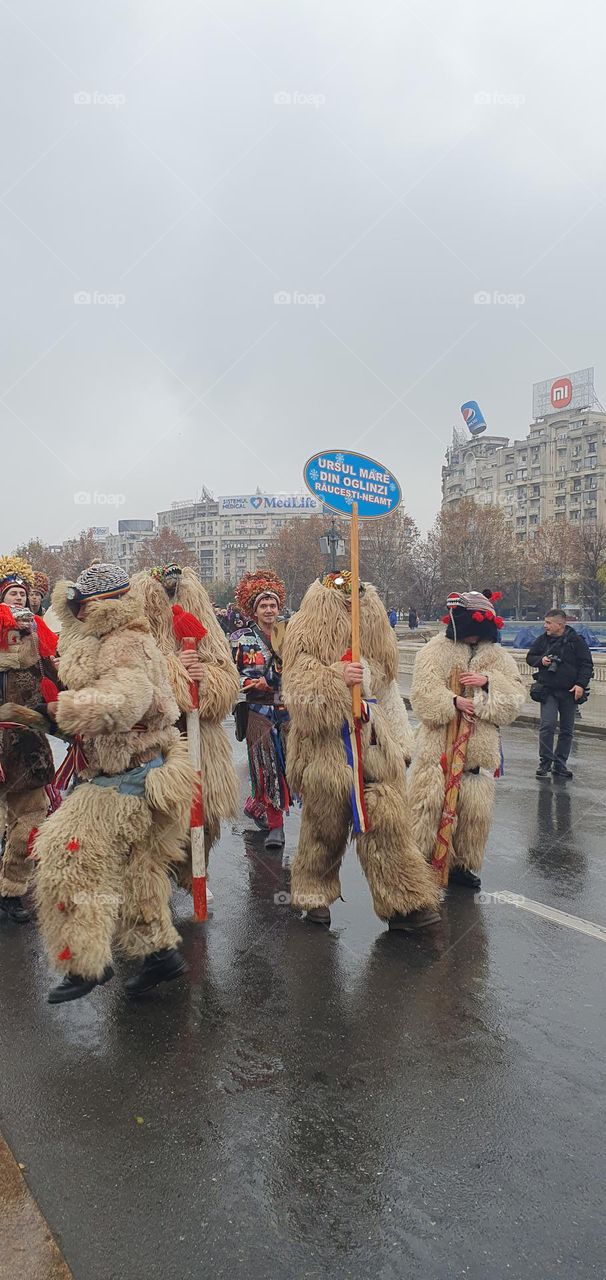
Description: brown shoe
305,906,331,926
388,907,441,932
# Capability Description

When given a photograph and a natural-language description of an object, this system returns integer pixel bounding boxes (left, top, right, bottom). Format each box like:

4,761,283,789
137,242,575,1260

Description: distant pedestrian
527,610,593,780
388,607,398,628
408,606,418,630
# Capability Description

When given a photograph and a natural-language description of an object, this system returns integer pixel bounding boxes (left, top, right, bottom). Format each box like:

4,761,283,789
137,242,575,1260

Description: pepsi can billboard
460,400,487,436
532,367,595,418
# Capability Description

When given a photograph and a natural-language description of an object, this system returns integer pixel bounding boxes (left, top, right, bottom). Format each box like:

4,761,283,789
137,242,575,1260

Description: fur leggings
291,779,441,920
409,762,495,874
35,783,184,981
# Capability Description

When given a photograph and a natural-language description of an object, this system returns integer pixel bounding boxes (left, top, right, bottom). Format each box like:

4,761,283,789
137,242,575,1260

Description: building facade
442,410,606,537
157,489,324,582
105,520,156,576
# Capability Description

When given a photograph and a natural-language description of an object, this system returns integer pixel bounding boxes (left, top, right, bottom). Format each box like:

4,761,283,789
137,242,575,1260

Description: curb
401,696,606,738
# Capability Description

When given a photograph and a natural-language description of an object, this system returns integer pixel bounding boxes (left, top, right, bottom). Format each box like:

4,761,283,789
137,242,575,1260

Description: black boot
535,762,551,778
388,907,441,931
265,826,285,851
48,965,114,1005
448,866,481,890
553,765,573,779
125,948,188,997
305,906,331,926
0,895,31,923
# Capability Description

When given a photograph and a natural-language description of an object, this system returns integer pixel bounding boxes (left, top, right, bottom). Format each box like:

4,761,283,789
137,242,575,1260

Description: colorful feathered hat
0,555,34,602
320,571,365,597
442,589,504,643
235,569,285,620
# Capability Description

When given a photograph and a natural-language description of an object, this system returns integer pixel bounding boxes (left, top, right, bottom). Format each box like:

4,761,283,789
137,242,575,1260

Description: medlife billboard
532,367,595,419
219,493,323,514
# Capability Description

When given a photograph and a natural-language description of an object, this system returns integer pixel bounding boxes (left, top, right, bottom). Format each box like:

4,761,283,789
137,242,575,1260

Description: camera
545,653,562,673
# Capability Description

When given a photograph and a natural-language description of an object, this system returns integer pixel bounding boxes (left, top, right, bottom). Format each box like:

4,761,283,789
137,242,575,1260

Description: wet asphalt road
0,723,605,1280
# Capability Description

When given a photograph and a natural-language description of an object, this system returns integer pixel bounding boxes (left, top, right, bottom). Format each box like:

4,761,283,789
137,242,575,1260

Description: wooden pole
350,502,362,720
181,637,207,921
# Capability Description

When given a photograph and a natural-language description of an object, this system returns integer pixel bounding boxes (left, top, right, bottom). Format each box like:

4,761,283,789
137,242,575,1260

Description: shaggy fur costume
35,583,196,981
0,628,56,896
408,634,525,873
282,580,439,920
130,569,239,857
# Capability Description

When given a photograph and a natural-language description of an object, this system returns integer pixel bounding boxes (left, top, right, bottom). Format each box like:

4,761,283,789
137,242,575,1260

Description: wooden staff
181,637,207,921
350,501,362,720
431,667,473,886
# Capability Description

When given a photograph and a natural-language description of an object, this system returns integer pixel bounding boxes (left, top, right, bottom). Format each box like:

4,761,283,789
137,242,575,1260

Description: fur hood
283,579,398,683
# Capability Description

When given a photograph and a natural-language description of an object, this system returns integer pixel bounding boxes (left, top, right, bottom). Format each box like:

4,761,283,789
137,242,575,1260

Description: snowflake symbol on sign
344,492,354,505
309,468,319,481
335,453,345,466
389,481,397,493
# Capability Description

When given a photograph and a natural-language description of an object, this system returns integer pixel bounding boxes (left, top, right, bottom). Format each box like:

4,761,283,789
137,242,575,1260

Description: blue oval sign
303,449,402,519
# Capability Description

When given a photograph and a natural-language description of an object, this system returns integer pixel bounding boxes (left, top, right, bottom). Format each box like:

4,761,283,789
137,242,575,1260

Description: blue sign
303,450,402,519
460,400,487,436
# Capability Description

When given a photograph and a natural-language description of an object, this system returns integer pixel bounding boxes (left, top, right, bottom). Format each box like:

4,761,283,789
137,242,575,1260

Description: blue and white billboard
304,450,401,519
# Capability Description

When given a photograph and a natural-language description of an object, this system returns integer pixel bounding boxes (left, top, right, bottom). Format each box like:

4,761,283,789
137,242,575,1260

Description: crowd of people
0,553,593,1008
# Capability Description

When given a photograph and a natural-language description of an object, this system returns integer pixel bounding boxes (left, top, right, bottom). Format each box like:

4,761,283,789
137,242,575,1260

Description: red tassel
57,902,66,912
66,838,80,852
341,648,353,663
495,616,505,629
491,591,503,602
441,615,450,625
33,615,58,658
171,605,207,643
440,752,448,775
40,677,59,704
58,946,72,962
472,611,484,622
26,827,39,856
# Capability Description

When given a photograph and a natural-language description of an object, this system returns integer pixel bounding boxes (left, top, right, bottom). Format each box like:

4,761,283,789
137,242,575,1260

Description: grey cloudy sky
2,0,604,548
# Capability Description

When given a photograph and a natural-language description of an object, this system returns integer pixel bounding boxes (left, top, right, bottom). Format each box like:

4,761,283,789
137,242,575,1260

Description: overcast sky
2,0,605,548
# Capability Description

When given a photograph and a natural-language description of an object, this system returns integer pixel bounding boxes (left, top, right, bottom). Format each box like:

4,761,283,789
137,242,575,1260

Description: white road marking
480,891,606,942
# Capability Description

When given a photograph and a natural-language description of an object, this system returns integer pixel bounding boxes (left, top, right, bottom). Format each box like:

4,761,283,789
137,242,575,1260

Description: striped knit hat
67,563,130,604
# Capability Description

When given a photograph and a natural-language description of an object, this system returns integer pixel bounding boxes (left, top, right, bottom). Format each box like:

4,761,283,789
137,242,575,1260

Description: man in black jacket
527,611,594,779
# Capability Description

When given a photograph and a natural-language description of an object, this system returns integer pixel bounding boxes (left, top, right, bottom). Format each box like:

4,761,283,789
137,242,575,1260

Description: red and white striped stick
181,637,207,921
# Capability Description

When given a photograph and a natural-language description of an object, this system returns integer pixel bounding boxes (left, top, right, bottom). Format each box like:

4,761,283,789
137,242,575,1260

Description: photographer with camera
527,610,593,779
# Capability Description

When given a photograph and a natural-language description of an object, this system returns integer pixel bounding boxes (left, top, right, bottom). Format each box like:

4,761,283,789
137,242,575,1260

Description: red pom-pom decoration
171,605,207,643
57,902,66,912
58,946,72,962
66,838,80,853
341,648,353,663
40,677,59,704
441,615,451,625
33,616,58,659
495,616,505,629
472,611,485,622
491,591,503,602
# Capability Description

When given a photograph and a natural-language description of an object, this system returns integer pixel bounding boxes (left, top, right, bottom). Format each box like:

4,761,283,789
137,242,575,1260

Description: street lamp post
320,517,345,572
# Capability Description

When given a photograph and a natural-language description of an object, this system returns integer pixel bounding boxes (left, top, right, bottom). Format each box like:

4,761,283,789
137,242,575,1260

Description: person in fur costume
129,564,239,900
232,570,290,850
281,572,441,930
408,590,525,891
0,556,58,923
34,564,196,1003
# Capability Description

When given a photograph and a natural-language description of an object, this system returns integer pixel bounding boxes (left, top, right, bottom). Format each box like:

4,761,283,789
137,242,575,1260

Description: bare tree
134,527,195,572
266,514,345,608
359,509,418,609
574,521,606,617
531,520,579,610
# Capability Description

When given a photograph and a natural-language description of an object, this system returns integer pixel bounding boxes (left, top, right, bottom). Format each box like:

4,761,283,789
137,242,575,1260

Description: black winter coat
526,627,594,693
